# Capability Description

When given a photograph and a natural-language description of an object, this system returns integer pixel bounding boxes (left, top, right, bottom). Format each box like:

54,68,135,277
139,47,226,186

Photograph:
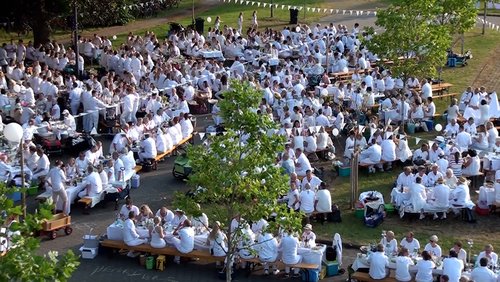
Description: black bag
325,246,337,261
327,204,342,223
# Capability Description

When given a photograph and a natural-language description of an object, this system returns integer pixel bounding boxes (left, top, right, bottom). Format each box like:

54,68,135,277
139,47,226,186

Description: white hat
304,224,313,230
62,109,69,115
429,235,438,242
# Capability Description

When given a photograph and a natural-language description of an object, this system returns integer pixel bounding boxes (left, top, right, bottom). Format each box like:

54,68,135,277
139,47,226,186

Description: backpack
325,246,337,261
327,204,342,223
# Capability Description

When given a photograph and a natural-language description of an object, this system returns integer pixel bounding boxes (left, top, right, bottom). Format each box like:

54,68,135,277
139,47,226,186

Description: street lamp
4,123,26,218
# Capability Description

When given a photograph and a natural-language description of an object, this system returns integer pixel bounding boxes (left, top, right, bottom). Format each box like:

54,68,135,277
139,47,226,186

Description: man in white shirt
368,244,389,279
444,119,460,137
299,183,316,215
32,148,50,180
427,164,443,186
400,232,420,254
168,219,195,264
359,139,382,173
477,244,499,267
421,79,432,99
442,250,464,282
63,110,77,131
123,211,148,252
456,125,472,152
412,143,429,165
294,148,312,177
396,167,414,188
279,232,302,278
471,257,497,282
423,177,450,219
47,160,69,215
139,133,157,162
179,113,194,138
380,135,396,170
301,170,322,191
78,166,103,198
256,230,280,275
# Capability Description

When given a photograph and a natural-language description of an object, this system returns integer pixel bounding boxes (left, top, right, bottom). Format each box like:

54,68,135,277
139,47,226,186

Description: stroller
359,191,385,228
446,49,472,67
172,152,192,179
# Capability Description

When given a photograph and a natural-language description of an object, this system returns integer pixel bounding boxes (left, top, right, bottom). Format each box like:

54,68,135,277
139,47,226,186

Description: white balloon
435,124,443,132
295,26,300,33
207,17,212,23
13,84,20,93
332,128,339,137
4,122,23,142
112,35,117,40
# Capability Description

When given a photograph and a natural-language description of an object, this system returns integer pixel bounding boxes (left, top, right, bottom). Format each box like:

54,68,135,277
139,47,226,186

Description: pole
20,142,26,218
73,3,80,79
271,0,274,17
482,0,487,35
192,0,195,25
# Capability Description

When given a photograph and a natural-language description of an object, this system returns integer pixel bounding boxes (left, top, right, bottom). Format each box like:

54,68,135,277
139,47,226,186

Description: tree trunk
33,20,52,46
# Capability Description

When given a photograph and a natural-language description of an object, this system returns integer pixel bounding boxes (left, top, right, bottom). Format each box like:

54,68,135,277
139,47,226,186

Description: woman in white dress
304,130,317,153
461,149,481,176
477,99,490,126
251,11,258,29
206,221,227,266
472,124,489,151
150,216,167,249
446,98,460,123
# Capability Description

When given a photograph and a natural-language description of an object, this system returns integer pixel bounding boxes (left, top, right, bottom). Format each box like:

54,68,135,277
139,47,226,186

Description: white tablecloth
483,154,500,171
106,222,150,241
383,109,398,124
201,51,223,59
298,244,327,269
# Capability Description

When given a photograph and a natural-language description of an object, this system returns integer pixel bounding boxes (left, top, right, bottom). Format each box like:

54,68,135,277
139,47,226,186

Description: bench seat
351,272,398,282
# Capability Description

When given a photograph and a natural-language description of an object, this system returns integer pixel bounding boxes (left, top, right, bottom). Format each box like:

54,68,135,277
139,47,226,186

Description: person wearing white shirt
78,166,103,198
139,134,157,162
206,221,227,266
416,251,436,282
444,119,460,137
396,167,414,188
476,244,499,267
301,224,316,248
464,118,477,135
279,232,302,277
256,230,280,275
471,257,497,282
123,211,148,253
69,83,82,115
450,242,468,266
179,113,194,139
400,232,421,255
120,149,136,171
456,125,472,152
368,244,389,280
380,135,396,169
450,177,473,208
423,235,442,258
427,165,443,186
436,154,449,175
395,248,415,282
314,182,332,217
63,110,76,131
32,148,50,180
301,170,322,191
359,139,382,173
294,148,312,177
286,183,300,211
168,220,195,264
299,183,316,215
412,144,429,165
155,207,175,225
380,231,398,256
421,79,432,99
442,250,464,282
47,161,69,215
424,178,450,219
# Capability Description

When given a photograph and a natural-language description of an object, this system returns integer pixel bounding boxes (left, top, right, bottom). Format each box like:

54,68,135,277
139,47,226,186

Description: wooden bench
434,92,457,102
100,239,224,263
153,135,193,163
240,257,318,270
352,272,397,282
134,165,142,173
78,198,92,215
462,172,484,189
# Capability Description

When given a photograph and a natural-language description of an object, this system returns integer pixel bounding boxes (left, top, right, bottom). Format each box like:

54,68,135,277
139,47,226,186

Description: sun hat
304,224,313,230
458,177,468,184
430,235,439,242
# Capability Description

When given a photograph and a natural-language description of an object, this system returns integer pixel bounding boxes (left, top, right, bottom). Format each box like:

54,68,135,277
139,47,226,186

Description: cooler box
447,57,457,67
301,269,319,282
80,246,98,259
8,191,22,202
339,166,351,177
406,123,416,134
355,208,365,219
131,174,140,189
323,260,339,276
83,234,99,248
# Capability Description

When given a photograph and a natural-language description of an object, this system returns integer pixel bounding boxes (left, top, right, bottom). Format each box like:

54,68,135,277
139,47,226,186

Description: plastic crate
384,204,395,213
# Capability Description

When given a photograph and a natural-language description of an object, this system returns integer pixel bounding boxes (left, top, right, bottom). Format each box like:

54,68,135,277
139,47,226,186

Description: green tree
0,183,79,281
174,81,303,281
366,0,476,80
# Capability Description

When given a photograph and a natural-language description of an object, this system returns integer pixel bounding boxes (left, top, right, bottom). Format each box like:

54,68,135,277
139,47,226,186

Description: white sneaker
264,270,269,276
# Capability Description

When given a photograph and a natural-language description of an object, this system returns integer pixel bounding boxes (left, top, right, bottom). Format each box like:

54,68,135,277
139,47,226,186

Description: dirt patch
471,42,500,90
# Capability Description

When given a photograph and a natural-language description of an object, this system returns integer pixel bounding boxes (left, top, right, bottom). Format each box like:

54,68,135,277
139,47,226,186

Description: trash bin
195,17,204,35
289,9,299,24
146,256,155,270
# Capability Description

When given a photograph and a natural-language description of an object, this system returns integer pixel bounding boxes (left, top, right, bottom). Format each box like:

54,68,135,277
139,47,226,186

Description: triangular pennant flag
367,11,371,16
349,10,353,15
356,11,359,16
286,128,292,135
312,8,316,12
399,134,405,139
245,1,249,5
358,125,365,133
336,9,339,14
263,2,266,7
415,137,421,145
199,132,205,139
342,10,345,15
281,4,285,9
330,9,334,13
251,1,255,6
210,132,216,136
309,126,315,132
374,11,377,16
298,6,302,10
140,3,144,7
257,2,260,7
293,6,297,9
288,5,291,9
222,132,228,135
307,7,310,11
497,26,499,31
316,126,321,132
90,127,97,135
428,141,435,147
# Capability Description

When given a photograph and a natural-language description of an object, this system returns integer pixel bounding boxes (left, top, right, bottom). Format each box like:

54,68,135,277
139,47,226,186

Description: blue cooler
339,167,351,177
324,260,339,277
406,122,416,134
447,57,457,67
131,174,140,189
301,269,319,282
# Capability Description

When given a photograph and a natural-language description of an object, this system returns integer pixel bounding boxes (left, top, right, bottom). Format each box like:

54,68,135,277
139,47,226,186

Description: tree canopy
174,81,303,281
0,184,79,281
366,0,476,80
